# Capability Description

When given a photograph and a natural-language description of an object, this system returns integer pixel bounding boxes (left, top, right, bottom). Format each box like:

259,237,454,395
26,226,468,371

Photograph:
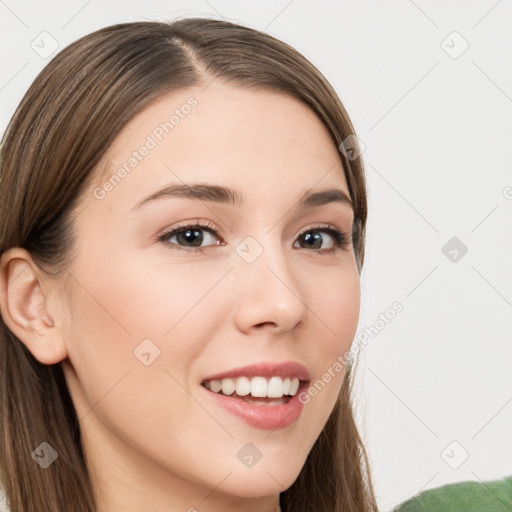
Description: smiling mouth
201,375,302,405
200,372,309,430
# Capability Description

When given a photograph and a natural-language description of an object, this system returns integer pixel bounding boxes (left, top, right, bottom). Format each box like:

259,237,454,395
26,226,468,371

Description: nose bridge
230,231,307,331
235,232,292,286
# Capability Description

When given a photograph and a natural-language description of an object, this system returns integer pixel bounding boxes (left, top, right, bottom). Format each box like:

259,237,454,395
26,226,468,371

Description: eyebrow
130,183,354,211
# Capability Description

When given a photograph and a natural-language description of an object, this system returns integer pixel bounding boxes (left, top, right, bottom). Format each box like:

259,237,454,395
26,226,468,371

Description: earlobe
0,247,68,365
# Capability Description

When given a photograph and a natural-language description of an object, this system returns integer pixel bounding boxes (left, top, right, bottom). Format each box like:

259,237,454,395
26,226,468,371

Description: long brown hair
0,18,378,512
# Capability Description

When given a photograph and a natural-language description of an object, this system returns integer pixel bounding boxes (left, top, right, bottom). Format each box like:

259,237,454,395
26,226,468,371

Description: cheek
289,263,359,435
303,262,361,355
67,247,228,356
62,250,229,412
62,256,234,479
98,251,230,337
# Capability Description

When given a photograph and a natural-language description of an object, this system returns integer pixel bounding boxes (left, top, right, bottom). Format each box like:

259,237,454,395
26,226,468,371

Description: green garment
392,475,512,512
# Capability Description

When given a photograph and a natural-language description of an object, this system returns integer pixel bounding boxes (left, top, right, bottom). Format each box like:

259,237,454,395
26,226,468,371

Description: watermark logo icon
32,441,58,469
442,236,468,263
31,31,59,59
237,442,262,468
441,31,469,60
338,134,366,161
133,338,161,366
440,440,469,469
236,236,264,264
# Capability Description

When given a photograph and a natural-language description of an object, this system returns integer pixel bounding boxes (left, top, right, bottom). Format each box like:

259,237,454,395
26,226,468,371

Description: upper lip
201,361,311,382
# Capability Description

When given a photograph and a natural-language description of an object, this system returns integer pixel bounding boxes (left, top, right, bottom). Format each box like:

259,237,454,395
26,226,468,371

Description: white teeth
282,377,291,395
267,376,284,398
221,378,236,396
251,376,267,397
210,380,222,393
235,376,251,396
205,376,301,398
289,377,300,396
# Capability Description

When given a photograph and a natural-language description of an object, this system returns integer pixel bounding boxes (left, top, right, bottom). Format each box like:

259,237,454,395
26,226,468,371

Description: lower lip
200,382,308,431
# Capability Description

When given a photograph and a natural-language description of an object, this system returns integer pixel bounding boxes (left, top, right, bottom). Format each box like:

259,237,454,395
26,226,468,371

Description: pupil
303,232,321,249
179,229,203,247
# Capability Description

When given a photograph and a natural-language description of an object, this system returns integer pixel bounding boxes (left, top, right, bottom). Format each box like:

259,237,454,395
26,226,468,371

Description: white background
1,1,511,510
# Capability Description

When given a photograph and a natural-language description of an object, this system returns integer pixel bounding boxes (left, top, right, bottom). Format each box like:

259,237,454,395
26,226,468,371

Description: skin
0,81,360,512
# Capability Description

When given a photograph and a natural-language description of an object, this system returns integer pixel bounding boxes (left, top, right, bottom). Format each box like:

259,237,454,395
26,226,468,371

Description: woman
0,18,378,511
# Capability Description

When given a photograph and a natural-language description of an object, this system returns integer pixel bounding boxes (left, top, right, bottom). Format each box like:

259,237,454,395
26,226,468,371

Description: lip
200,379,309,430
200,361,311,430
200,361,311,382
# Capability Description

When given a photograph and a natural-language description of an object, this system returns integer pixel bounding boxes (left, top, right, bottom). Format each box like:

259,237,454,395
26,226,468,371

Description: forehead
87,81,350,213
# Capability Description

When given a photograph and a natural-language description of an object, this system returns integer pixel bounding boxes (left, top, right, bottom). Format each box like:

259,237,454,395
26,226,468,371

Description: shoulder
392,474,512,512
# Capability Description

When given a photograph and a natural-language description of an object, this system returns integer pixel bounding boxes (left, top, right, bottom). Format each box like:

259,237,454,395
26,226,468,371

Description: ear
0,247,68,364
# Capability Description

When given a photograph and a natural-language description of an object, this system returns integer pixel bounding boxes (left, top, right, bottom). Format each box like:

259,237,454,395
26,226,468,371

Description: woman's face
55,82,360,509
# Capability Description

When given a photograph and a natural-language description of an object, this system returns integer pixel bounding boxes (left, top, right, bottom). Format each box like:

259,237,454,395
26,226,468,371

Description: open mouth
201,376,302,406
200,374,309,430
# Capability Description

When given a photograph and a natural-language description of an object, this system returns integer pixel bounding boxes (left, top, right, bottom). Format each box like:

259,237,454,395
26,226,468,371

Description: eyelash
158,220,351,256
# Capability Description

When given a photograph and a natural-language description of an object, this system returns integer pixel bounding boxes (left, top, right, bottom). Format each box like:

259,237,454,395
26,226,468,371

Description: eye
293,224,351,255
158,221,222,252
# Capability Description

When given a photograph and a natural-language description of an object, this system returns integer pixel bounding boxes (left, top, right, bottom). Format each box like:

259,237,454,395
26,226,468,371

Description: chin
219,467,300,499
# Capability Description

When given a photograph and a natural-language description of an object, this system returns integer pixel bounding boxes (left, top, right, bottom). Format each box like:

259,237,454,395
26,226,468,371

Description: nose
231,236,308,335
